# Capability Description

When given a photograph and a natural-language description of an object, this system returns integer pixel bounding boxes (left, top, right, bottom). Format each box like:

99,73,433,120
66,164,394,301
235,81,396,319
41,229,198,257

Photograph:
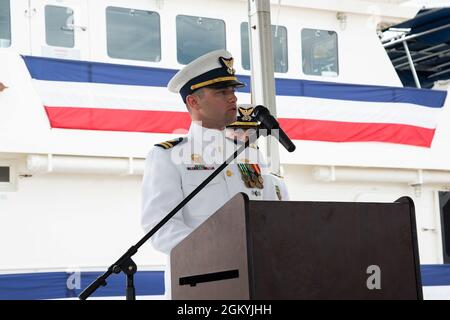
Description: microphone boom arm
79,132,257,300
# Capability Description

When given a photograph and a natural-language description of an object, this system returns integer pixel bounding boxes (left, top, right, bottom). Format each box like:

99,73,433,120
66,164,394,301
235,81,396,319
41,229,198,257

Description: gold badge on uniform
188,154,213,170
191,154,203,164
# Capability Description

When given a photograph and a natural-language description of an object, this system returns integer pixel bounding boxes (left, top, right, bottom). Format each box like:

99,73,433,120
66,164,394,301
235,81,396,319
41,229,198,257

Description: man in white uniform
141,49,288,298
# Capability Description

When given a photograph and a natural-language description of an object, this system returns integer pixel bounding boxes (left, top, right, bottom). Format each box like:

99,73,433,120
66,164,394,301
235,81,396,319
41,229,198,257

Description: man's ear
186,94,200,111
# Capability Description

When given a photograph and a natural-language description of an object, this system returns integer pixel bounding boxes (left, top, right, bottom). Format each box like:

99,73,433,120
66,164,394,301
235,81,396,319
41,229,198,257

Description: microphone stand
78,131,260,300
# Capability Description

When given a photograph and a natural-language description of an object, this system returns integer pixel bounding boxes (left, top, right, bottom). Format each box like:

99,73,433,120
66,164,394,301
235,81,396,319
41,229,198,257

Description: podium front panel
247,200,421,299
171,194,421,299
171,194,250,299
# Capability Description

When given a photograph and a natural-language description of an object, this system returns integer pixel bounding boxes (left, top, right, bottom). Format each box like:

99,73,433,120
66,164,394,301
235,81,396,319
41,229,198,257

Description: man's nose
228,91,237,102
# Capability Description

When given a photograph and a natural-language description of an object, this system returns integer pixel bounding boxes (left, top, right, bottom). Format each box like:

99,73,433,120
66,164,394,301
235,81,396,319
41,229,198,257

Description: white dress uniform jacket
141,121,289,253
141,121,289,297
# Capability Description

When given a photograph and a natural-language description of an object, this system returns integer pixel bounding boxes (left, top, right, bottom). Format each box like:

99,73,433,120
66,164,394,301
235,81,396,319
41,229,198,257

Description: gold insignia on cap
239,107,254,122
219,56,235,75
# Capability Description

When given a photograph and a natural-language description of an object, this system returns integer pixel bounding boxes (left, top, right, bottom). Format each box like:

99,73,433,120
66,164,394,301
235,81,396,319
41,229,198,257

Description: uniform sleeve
141,147,193,254
278,178,290,201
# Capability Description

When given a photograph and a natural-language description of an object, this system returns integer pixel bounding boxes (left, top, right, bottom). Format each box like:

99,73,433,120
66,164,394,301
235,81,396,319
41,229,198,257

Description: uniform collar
186,121,264,166
187,121,236,162
188,121,227,143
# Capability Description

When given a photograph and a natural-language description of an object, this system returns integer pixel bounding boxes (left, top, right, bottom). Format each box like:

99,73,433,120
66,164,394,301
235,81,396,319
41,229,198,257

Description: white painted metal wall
0,156,165,272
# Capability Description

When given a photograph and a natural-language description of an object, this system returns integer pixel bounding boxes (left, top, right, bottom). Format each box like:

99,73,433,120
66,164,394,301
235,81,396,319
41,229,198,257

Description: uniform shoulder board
154,137,186,149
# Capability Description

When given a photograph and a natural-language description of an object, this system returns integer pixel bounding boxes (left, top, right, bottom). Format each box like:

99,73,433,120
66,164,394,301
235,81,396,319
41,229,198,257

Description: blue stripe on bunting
1,265,450,299
0,271,164,300
420,264,450,286
22,55,177,87
22,55,447,108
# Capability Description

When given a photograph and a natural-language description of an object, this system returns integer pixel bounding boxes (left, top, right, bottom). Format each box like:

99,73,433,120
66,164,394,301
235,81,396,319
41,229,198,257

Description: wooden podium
170,193,422,299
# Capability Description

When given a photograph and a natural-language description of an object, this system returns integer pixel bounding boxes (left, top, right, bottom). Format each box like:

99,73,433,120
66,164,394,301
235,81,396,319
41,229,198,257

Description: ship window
106,7,161,62
176,15,226,65
302,28,339,77
240,22,288,73
45,5,75,48
0,0,11,47
0,166,9,183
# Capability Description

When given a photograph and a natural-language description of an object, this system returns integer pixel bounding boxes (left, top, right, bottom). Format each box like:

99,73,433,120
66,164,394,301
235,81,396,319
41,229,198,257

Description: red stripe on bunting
278,118,435,147
44,106,191,133
44,106,435,147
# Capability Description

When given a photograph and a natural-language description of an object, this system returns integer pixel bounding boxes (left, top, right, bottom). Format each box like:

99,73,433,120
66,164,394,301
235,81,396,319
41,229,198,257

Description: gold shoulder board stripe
155,137,185,149
160,142,172,149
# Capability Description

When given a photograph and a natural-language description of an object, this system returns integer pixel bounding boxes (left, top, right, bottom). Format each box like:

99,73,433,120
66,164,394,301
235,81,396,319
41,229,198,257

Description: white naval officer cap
168,49,245,103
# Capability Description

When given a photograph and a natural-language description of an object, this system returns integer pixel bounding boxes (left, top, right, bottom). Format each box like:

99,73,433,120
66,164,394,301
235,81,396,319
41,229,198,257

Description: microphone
253,105,296,152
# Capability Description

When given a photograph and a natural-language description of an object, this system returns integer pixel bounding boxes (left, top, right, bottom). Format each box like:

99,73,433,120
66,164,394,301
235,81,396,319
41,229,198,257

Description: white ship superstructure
1,0,450,299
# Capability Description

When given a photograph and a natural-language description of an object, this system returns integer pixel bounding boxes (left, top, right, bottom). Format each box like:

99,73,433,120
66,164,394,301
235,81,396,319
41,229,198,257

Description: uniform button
226,170,233,177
